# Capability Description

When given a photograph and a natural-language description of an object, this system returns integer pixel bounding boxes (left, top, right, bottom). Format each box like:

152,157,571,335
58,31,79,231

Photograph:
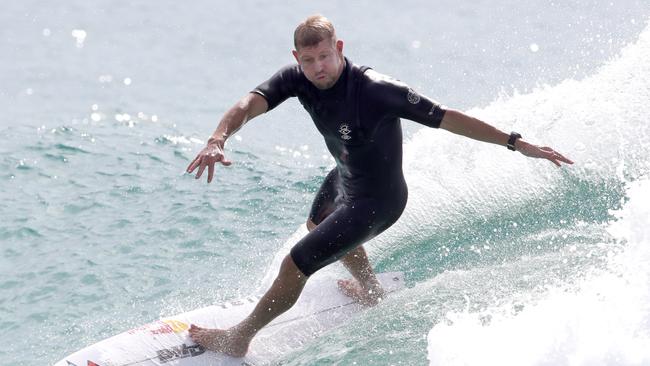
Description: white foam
424,20,650,366
365,16,650,260
426,178,650,366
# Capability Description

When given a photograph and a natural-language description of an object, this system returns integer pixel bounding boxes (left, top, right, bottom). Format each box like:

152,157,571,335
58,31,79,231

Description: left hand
516,141,574,167
186,139,232,183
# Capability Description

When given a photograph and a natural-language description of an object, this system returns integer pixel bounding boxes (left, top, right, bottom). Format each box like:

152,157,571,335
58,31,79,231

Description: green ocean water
2,1,650,366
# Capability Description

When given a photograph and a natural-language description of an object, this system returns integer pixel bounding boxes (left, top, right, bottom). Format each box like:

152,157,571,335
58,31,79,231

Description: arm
186,92,268,183
187,64,300,183
439,109,573,167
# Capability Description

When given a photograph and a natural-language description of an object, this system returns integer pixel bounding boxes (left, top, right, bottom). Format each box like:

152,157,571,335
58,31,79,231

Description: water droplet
123,77,132,86
42,28,51,37
529,43,540,52
98,74,113,83
71,29,87,48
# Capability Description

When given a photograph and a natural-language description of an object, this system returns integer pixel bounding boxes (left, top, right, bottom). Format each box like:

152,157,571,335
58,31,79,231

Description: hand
516,141,574,167
186,139,232,183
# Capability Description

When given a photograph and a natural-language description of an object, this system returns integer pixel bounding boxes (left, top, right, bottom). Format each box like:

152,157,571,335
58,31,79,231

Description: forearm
208,107,247,147
439,109,511,148
208,93,267,146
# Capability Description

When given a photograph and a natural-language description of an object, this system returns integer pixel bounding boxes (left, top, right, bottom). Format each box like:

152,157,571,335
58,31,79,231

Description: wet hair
293,15,337,50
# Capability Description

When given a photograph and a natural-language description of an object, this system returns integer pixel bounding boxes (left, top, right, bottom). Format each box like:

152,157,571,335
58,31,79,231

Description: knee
282,254,309,283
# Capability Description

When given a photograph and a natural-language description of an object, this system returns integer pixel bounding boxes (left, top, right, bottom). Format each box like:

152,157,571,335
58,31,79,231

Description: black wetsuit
253,57,446,276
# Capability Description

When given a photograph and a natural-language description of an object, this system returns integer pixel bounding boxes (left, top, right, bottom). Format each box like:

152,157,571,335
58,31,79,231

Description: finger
195,162,207,180
555,153,574,164
540,150,560,167
220,158,232,166
207,162,215,183
551,158,561,167
186,155,200,173
549,151,573,166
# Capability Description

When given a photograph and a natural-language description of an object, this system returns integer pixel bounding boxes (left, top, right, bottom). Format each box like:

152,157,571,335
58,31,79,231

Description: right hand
516,140,574,167
186,139,232,183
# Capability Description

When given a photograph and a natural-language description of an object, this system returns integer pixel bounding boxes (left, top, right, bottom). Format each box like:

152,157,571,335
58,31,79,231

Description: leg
189,255,307,357
337,245,385,306
190,170,340,357
306,219,384,306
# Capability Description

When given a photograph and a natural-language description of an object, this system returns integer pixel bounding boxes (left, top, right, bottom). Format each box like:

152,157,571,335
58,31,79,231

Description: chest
298,91,368,145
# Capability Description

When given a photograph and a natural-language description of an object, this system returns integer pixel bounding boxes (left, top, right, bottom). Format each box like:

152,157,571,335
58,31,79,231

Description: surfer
185,15,573,357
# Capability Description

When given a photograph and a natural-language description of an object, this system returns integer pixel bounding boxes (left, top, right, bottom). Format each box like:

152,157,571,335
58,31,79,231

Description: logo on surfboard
128,319,189,335
157,343,206,363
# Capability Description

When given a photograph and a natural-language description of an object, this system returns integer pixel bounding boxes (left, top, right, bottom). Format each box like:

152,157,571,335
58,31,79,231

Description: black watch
507,132,522,151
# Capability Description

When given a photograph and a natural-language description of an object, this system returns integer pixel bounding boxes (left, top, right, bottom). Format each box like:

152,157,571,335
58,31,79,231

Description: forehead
295,39,335,58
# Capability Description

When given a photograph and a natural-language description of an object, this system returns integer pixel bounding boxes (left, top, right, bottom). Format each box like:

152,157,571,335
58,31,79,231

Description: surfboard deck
55,272,405,366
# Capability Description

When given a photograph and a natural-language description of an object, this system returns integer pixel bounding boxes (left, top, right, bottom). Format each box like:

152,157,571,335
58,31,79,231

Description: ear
336,39,344,53
292,50,300,64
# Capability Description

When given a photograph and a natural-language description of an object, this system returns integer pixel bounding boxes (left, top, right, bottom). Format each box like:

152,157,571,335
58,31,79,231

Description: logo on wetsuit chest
338,123,352,140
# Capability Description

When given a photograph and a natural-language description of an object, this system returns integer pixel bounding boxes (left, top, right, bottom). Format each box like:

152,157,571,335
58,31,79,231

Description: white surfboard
54,272,405,366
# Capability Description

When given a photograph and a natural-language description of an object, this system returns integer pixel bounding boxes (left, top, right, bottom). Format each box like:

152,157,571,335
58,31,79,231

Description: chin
313,79,334,90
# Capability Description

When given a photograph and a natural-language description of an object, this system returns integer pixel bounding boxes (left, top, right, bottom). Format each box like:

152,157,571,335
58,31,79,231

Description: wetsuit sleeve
252,64,301,112
367,71,446,128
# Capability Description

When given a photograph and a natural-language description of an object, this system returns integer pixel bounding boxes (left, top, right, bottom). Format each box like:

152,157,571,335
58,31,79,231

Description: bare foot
337,279,385,306
188,324,250,357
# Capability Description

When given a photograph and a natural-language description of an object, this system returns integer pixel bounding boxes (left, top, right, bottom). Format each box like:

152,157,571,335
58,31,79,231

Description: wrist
207,136,226,148
507,132,522,151
514,139,527,152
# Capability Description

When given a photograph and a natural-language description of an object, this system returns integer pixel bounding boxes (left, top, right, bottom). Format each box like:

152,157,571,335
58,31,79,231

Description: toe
189,324,205,332
188,324,205,339
337,279,361,299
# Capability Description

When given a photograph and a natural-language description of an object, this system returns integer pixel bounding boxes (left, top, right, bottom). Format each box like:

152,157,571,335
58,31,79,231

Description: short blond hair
293,15,337,50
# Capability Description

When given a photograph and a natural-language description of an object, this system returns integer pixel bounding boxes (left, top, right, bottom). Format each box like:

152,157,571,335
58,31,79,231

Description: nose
315,59,325,73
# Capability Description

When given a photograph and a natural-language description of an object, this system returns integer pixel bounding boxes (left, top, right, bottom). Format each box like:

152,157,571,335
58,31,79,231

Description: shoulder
268,63,305,84
253,63,307,110
359,68,414,102
361,69,410,91
280,63,303,76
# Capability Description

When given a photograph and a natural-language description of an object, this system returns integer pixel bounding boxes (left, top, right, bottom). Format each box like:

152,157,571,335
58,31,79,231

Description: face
293,39,345,90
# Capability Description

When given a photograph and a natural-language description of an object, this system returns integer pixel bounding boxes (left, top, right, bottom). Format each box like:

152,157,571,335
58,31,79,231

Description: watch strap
507,132,522,151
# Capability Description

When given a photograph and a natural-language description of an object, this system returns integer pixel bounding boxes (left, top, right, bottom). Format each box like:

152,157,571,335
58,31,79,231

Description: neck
332,56,346,84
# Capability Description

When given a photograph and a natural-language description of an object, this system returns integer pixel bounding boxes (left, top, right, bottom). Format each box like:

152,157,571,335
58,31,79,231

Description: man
186,15,573,357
